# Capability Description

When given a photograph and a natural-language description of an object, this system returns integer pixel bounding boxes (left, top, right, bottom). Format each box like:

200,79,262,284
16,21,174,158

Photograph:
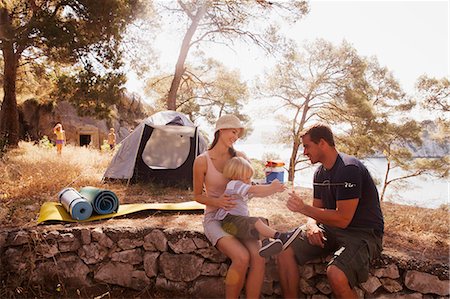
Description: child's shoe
259,239,283,258
277,227,304,250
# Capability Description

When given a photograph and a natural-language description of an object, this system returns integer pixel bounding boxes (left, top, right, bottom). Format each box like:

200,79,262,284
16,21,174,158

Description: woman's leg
242,239,266,299
216,236,250,299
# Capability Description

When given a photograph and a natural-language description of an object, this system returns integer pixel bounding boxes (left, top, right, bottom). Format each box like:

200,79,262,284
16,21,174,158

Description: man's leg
327,265,357,299
277,247,299,299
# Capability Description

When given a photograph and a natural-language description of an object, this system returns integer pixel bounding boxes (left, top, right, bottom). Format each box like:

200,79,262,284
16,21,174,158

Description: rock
143,252,160,278
405,270,449,296
299,277,317,295
110,248,143,265
168,237,197,253
80,229,91,245
380,277,403,293
36,242,59,258
78,242,109,264
130,270,150,290
117,238,143,250
373,264,400,279
262,279,274,295
159,252,203,282
197,246,228,263
91,228,114,248
375,292,423,299
44,230,60,241
265,260,279,282
190,276,225,298
299,264,315,279
143,229,168,252
201,261,223,276
360,275,382,294
94,262,134,289
192,237,210,249
58,233,81,252
314,263,327,275
316,278,332,295
155,276,188,293
31,255,90,288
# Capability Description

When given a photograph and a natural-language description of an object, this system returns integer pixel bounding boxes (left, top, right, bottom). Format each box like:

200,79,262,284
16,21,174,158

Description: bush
38,135,54,149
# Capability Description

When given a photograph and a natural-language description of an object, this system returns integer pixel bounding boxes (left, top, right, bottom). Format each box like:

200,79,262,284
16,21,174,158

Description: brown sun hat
214,114,245,138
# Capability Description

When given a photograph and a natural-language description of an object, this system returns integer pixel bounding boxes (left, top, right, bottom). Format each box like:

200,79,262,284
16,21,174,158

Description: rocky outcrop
0,227,448,298
18,94,150,148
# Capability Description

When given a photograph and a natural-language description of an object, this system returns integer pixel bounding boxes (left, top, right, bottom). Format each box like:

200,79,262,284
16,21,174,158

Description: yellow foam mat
38,201,205,224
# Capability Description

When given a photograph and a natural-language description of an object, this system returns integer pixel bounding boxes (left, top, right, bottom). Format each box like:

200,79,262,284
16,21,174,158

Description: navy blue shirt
313,153,384,234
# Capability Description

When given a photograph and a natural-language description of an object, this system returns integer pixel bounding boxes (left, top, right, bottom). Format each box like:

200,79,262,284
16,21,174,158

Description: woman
193,115,266,299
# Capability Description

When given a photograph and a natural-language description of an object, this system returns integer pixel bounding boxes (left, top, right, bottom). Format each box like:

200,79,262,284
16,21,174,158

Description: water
236,142,449,209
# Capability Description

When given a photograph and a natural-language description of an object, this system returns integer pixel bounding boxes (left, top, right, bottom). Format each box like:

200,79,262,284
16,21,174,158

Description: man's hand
306,222,326,248
287,191,305,213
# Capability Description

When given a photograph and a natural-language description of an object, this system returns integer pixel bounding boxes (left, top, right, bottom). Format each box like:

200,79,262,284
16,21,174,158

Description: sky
126,0,449,144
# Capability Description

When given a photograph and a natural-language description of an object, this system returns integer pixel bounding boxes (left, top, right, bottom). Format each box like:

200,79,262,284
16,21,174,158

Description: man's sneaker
259,239,283,258
278,227,304,250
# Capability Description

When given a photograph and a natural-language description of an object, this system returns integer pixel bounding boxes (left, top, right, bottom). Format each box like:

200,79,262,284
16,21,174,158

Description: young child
215,156,303,257
53,123,66,155
108,128,116,150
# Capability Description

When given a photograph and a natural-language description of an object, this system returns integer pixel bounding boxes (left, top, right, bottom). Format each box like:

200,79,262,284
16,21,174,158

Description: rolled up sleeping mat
58,188,93,220
79,186,119,215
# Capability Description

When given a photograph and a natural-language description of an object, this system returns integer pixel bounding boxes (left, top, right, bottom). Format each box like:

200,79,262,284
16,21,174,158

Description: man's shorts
221,214,268,240
290,224,383,288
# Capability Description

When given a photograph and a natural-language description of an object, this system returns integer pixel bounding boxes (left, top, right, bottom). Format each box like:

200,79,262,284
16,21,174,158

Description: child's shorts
221,214,268,240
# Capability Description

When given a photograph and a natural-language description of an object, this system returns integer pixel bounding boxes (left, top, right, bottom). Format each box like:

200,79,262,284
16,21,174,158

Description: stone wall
0,227,448,298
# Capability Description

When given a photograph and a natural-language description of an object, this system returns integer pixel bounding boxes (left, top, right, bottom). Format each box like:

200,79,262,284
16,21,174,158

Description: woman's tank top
200,151,229,215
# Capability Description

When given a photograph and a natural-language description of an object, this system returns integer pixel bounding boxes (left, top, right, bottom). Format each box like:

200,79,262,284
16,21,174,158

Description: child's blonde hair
223,157,254,181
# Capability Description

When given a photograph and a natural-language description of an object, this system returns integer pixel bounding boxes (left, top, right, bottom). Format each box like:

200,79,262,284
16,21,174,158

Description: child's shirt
214,180,252,221
55,130,65,140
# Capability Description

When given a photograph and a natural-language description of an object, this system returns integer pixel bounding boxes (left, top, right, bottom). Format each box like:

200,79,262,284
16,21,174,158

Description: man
277,124,384,298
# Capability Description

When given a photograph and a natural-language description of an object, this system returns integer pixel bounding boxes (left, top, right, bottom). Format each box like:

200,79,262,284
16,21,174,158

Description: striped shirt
214,180,251,220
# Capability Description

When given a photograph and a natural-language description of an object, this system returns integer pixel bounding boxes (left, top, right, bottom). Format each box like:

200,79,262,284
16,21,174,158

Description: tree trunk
0,39,19,148
166,4,207,110
380,159,391,201
288,140,300,182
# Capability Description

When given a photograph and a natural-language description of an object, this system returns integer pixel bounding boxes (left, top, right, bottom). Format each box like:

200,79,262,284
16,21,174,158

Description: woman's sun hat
214,114,245,138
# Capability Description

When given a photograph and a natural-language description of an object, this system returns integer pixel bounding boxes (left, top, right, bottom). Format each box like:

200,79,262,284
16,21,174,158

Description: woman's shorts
55,140,64,145
203,216,232,246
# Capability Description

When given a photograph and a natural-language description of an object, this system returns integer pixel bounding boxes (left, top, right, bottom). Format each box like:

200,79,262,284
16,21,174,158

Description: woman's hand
305,223,326,248
218,193,236,210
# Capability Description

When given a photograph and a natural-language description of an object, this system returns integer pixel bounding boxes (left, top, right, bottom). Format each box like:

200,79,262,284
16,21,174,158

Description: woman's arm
192,156,235,210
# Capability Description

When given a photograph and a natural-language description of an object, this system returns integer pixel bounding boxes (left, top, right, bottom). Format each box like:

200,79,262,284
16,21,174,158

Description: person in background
217,156,301,258
53,123,66,155
273,123,384,299
193,115,263,299
108,128,116,150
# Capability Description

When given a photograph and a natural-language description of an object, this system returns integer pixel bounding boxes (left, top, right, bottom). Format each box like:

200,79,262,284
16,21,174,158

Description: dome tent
103,111,207,188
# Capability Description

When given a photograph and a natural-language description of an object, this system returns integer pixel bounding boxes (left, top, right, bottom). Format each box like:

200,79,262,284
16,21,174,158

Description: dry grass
0,142,448,264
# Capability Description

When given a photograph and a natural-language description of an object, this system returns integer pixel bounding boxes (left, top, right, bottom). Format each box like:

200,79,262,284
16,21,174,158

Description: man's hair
301,123,335,146
223,157,254,181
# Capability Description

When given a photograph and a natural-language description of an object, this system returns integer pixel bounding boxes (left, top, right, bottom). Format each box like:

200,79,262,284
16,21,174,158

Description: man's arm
287,193,358,229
